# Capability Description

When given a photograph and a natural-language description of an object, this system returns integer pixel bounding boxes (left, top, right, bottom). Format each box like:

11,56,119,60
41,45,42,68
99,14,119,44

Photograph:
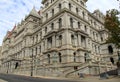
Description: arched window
58,53,62,63
110,57,114,64
76,8,78,14
69,3,72,10
81,35,86,48
80,1,84,6
47,37,52,48
15,62,19,69
71,35,75,45
59,3,61,11
36,47,37,55
45,27,47,34
48,54,50,64
108,45,113,54
46,13,48,19
58,18,62,29
78,22,80,28
52,9,54,16
84,53,87,62
51,23,54,30
74,52,76,62
82,11,85,19
36,34,38,42
70,18,73,28
59,35,62,45
84,25,87,32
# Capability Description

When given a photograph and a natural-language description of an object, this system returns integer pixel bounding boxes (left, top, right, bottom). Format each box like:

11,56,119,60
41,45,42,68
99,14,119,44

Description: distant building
0,0,119,77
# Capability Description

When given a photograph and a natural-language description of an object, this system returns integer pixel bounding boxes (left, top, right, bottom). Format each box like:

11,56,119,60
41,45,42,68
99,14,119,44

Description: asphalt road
0,73,78,82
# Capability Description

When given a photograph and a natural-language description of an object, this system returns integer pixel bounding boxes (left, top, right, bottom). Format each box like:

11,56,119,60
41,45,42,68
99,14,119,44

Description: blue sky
0,0,119,46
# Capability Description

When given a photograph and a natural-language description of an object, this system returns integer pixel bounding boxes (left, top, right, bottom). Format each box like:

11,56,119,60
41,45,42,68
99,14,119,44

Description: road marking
0,79,8,82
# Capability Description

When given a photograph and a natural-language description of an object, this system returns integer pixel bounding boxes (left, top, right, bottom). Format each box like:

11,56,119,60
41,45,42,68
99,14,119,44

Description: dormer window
51,0,54,3
80,1,84,6
45,2,49,7
33,19,37,22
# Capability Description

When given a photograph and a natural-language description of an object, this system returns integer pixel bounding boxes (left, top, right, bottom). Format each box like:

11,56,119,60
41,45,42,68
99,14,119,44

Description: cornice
88,13,104,25
42,8,90,27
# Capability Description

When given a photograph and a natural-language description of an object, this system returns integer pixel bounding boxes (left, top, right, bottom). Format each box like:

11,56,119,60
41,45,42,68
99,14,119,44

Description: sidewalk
78,76,120,82
34,75,120,82
0,79,7,82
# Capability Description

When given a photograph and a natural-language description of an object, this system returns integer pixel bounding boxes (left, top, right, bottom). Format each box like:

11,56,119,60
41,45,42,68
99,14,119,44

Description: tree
104,9,120,48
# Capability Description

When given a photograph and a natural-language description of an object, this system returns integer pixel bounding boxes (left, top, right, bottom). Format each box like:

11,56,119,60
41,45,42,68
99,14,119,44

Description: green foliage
105,9,120,48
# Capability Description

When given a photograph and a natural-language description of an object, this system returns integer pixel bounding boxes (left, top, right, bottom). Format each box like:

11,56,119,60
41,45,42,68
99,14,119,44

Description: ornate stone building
0,0,119,77
0,46,1,68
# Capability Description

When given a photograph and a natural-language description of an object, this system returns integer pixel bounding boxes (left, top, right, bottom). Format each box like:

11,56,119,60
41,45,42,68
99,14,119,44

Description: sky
0,0,119,46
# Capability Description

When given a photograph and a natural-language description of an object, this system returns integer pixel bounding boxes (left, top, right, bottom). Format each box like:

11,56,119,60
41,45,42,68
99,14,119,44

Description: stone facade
0,0,119,77
0,46,1,67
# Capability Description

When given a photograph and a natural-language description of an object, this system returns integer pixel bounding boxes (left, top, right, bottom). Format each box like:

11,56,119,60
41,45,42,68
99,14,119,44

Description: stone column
63,12,69,28
64,31,71,46
56,36,59,47
38,46,40,55
63,0,68,9
80,35,82,47
78,35,81,47
41,42,44,52
52,35,56,48
35,35,37,44
45,39,47,50
86,38,88,49
38,33,40,42
33,48,35,56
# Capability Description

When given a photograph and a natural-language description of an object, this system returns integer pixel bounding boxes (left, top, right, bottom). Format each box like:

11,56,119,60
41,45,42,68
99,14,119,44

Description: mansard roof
7,25,16,38
41,0,88,4
29,7,40,18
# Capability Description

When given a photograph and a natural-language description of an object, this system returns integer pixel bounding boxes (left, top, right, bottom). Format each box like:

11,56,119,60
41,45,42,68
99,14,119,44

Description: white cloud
0,0,119,45
86,0,119,14
0,0,42,45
